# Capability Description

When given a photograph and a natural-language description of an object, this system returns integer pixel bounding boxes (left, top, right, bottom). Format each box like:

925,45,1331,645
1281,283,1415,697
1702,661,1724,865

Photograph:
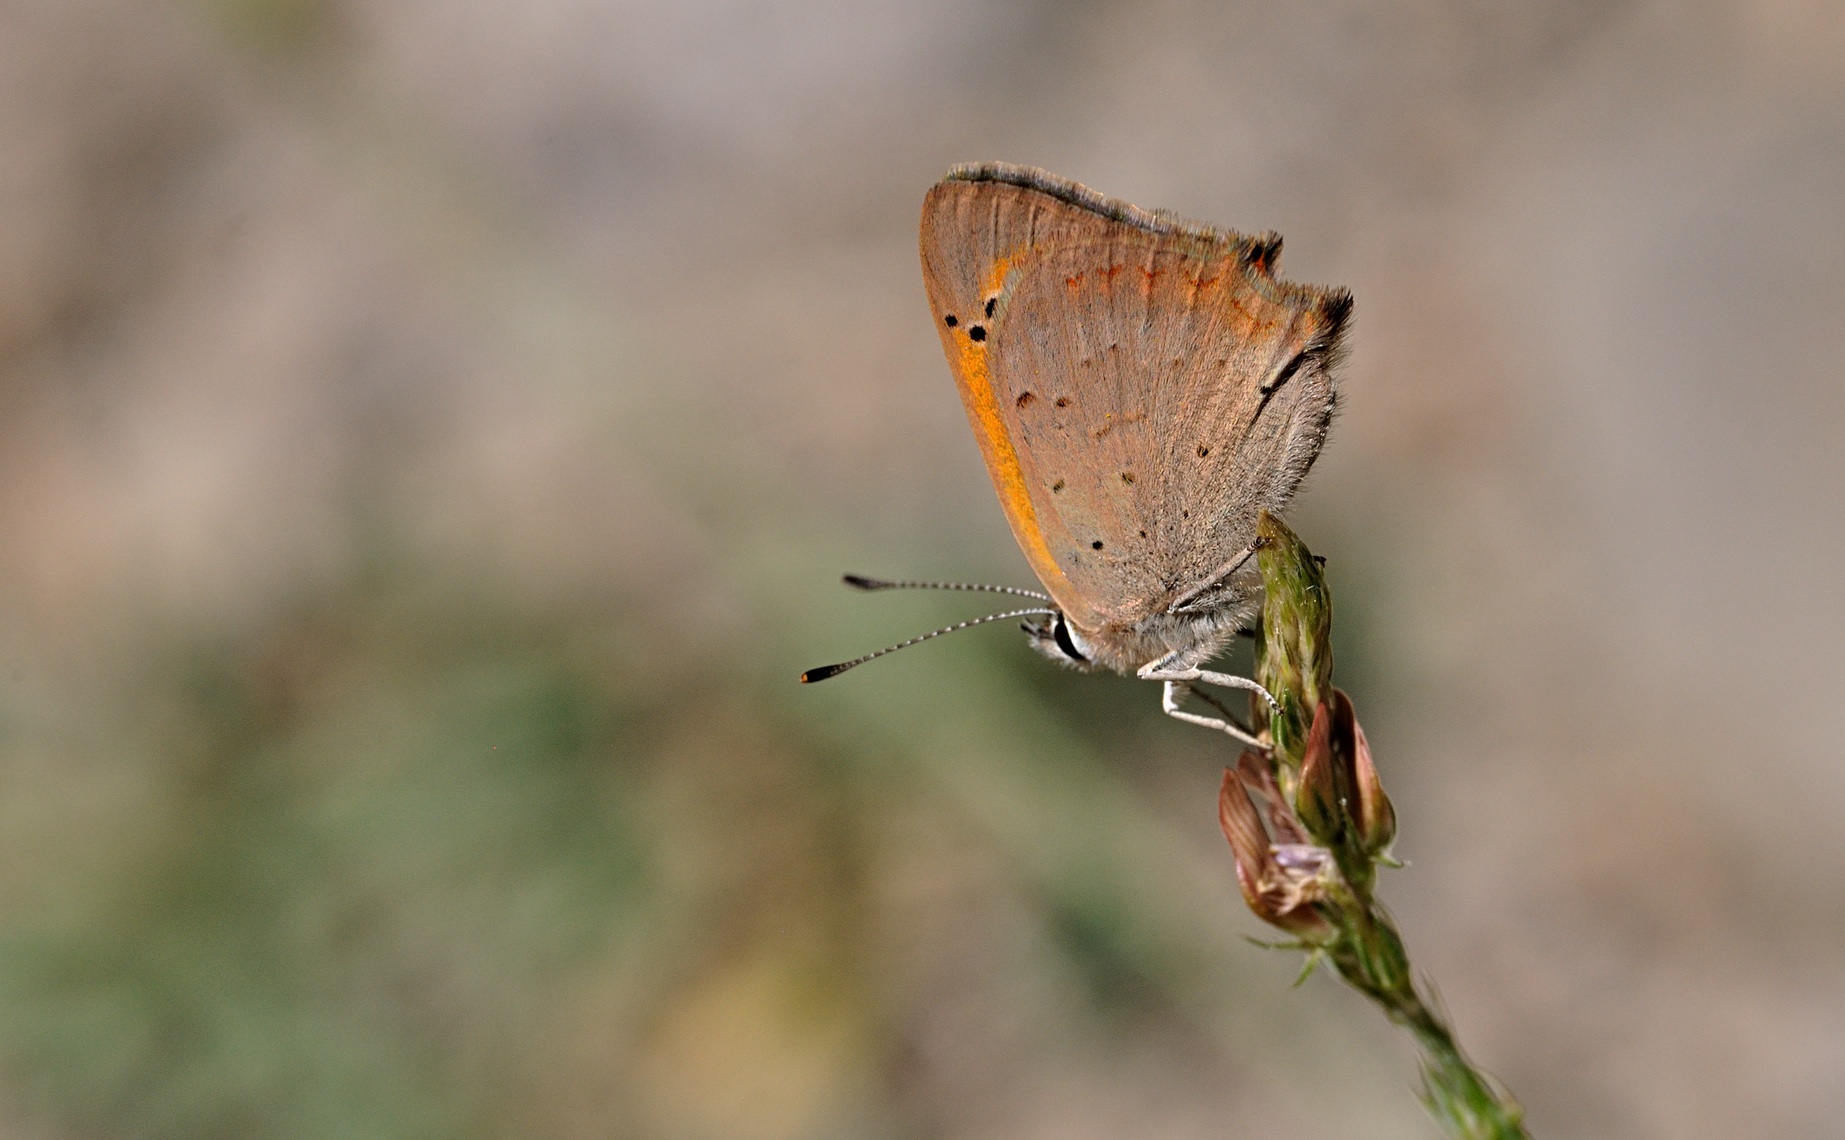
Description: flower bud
1293,699,1343,846
1254,511,1333,769
1219,762,1336,940
1345,694,1396,856
1293,690,1397,861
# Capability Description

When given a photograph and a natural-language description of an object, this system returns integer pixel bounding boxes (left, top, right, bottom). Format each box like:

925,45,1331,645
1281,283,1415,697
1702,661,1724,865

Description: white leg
1158,680,1269,749
1138,654,1279,749
1137,653,1279,710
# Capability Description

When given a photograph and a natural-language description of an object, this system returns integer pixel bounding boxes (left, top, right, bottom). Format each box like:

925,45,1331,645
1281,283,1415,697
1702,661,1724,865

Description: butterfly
805,163,1349,748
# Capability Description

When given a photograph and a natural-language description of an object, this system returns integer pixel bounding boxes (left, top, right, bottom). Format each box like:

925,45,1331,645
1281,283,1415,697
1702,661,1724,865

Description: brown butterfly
805,163,1349,748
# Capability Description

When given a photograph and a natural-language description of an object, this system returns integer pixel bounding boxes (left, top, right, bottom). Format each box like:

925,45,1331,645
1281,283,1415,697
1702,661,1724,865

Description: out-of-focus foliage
0,2,1842,1138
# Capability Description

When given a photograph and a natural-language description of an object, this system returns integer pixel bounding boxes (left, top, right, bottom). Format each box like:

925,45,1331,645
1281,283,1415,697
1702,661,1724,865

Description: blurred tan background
1,1,1842,1137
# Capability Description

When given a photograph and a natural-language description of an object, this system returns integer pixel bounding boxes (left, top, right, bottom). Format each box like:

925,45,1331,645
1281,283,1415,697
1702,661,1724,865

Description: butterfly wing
920,165,1348,632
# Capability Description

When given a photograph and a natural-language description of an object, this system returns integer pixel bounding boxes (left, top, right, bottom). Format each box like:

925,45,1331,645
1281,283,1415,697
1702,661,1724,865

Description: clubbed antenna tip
838,574,1050,601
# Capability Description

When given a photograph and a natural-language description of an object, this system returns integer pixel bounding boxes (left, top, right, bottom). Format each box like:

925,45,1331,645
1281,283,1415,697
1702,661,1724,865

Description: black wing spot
943,314,958,327
967,325,987,342
1091,540,1104,550
1197,444,1210,458
984,297,997,318
1138,529,1147,539
1119,471,1135,485
1054,396,1070,408
1051,479,1065,493
1016,391,1036,409
1262,352,1306,395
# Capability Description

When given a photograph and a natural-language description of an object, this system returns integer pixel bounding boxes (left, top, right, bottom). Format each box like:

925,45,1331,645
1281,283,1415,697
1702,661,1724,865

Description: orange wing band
950,324,1083,620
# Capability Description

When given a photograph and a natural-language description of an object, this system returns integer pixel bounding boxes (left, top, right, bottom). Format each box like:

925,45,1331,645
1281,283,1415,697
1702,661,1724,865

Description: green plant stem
1246,512,1531,1139
1325,899,1527,1140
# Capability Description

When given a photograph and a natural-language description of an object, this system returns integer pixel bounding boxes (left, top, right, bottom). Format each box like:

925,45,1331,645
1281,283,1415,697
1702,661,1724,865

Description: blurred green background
1,2,1842,1137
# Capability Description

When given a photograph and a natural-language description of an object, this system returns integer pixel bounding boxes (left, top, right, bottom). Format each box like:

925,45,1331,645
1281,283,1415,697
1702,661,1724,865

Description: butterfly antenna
800,608,1056,683
842,574,1051,602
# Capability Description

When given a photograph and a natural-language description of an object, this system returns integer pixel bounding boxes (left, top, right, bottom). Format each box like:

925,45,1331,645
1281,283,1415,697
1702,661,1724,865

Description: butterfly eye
1051,614,1089,663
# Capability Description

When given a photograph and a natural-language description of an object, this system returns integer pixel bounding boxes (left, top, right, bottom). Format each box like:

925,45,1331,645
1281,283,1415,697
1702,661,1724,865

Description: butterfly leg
1139,655,1277,749
1156,680,1270,748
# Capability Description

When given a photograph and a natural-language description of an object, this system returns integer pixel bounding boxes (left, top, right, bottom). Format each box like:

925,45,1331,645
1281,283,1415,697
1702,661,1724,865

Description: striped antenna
800,607,1055,683
843,574,1051,602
